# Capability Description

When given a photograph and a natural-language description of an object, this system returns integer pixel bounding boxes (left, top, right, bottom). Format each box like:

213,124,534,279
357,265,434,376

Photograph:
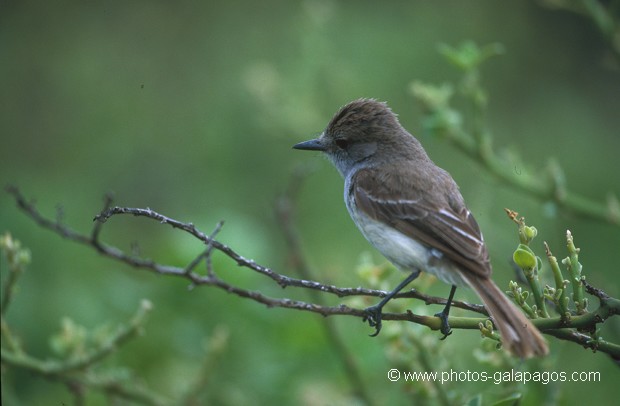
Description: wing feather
352,169,491,278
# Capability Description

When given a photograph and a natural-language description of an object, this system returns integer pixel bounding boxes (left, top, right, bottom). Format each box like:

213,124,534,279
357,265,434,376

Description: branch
5,186,485,315
0,299,152,375
5,186,620,360
0,233,30,316
411,42,620,227
0,297,166,406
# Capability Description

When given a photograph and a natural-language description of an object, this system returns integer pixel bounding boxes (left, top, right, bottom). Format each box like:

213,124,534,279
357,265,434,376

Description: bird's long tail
465,276,549,358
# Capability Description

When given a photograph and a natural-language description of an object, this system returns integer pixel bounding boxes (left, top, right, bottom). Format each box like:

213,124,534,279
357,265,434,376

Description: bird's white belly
347,200,468,287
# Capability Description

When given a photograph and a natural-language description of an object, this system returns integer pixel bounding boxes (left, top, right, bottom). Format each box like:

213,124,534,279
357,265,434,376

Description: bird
293,98,548,358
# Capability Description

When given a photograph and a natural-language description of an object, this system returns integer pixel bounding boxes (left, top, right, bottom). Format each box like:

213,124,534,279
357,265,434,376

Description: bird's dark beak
293,138,326,152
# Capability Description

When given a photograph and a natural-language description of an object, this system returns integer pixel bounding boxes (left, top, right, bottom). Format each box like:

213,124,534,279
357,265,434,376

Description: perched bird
293,98,548,358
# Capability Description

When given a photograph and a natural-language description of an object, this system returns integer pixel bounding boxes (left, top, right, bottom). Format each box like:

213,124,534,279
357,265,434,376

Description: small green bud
524,226,538,241
513,245,536,269
485,320,494,331
563,296,570,308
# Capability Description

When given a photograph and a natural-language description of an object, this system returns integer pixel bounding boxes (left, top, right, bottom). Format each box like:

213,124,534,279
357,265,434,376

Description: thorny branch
5,186,484,316
5,186,620,360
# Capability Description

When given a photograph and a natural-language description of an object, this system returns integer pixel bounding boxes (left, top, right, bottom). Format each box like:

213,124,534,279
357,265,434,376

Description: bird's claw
434,310,453,340
363,305,383,337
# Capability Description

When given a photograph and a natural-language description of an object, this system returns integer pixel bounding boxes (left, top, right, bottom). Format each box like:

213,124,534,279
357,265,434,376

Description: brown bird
293,98,548,358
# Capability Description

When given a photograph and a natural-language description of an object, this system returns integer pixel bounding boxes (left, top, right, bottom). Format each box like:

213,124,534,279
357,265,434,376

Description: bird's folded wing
352,169,491,278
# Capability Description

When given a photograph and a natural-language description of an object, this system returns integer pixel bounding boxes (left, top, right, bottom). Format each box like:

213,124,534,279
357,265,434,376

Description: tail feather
465,276,548,358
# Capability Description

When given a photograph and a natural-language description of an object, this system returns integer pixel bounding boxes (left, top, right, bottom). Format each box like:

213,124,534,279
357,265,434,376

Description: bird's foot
362,305,384,337
434,310,453,340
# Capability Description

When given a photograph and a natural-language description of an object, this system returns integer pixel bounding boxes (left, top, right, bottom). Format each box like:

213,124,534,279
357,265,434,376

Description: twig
6,186,484,314
0,299,165,406
411,43,620,227
0,233,30,316
1,300,152,375
5,186,620,359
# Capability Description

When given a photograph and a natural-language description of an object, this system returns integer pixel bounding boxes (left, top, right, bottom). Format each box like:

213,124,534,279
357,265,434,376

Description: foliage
2,1,619,405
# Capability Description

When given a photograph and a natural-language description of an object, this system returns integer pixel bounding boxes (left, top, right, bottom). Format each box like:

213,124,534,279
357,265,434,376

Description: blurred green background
1,0,619,405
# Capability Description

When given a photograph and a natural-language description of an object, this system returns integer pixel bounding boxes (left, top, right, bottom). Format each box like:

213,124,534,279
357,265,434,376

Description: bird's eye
335,139,349,149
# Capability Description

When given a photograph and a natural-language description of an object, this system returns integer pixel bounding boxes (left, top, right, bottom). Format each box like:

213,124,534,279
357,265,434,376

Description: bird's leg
434,284,457,340
363,270,420,337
